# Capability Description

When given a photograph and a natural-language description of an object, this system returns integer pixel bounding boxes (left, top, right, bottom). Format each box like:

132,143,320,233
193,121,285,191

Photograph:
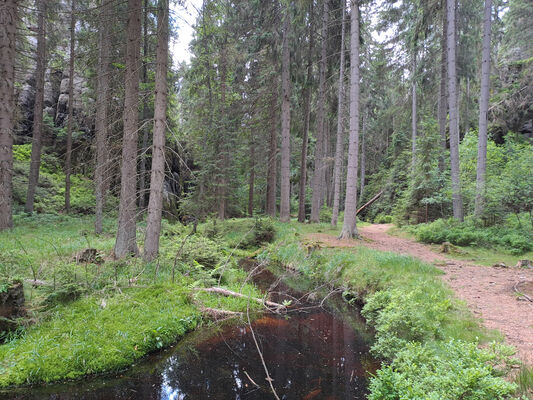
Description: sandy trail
306,223,533,365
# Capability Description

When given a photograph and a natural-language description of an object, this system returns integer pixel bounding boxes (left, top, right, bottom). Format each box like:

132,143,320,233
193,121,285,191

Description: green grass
517,366,533,398
0,214,116,272
0,284,199,386
0,215,267,387
436,245,533,268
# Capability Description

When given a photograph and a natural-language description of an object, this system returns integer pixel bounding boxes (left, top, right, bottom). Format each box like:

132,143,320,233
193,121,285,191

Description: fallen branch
200,307,243,320
356,190,383,215
24,279,51,287
196,287,286,311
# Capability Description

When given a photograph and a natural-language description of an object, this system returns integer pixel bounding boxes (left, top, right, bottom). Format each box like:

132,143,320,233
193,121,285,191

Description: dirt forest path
306,223,533,366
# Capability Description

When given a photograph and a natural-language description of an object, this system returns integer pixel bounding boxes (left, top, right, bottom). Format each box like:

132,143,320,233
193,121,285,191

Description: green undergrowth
406,217,533,255
0,216,270,387
388,224,533,267
12,145,114,214
261,221,521,399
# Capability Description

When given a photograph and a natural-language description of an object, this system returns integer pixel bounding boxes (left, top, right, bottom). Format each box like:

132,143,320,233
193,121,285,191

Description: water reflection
2,266,376,400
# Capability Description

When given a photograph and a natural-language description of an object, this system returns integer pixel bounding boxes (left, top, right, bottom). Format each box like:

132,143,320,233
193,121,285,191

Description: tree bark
217,41,227,220
139,0,149,210
474,0,492,218
114,0,142,258
310,0,329,223
279,6,291,222
446,0,464,221
437,6,448,172
248,134,255,217
0,0,17,229
25,0,47,214
331,0,346,227
143,0,168,261
411,52,417,171
94,0,111,234
65,0,75,213
297,2,314,223
265,87,277,217
339,0,360,239
464,76,470,136
359,108,366,206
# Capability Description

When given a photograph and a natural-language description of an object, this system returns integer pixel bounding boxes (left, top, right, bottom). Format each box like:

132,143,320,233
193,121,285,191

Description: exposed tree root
514,281,533,302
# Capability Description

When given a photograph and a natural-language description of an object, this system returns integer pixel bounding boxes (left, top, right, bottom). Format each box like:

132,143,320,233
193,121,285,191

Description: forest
0,0,532,398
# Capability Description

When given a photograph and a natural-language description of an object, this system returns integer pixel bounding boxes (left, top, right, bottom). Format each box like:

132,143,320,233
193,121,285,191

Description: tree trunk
143,0,168,261
359,108,366,206
437,6,448,172
0,0,17,230
65,0,75,213
331,0,346,227
25,0,47,214
297,3,314,223
114,0,142,258
248,134,255,217
265,87,277,217
411,52,417,170
217,41,227,220
94,0,111,234
474,0,492,218
464,76,470,136
279,7,291,222
139,0,149,210
339,0,360,239
446,0,464,221
310,0,329,223
325,118,333,207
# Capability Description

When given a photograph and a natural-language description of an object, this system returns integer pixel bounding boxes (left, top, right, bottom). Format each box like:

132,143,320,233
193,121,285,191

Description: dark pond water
2,263,376,400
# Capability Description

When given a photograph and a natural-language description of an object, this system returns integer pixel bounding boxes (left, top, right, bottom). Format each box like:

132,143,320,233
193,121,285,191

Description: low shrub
374,214,393,224
408,218,533,254
250,218,275,245
362,286,451,359
42,283,86,307
319,206,332,223
164,235,222,269
369,340,516,400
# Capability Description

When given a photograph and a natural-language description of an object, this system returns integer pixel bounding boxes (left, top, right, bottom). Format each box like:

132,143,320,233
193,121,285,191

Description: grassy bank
0,215,268,387
261,221,522,399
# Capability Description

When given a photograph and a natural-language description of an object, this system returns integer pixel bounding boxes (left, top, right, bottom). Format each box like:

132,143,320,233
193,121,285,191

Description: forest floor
306,223,533,366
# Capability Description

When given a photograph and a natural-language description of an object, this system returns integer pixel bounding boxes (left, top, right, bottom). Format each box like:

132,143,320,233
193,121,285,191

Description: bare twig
246,303,281,400
243,370,260,388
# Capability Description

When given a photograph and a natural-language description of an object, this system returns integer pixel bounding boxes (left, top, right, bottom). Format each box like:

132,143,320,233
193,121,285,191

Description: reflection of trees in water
161,311,370,399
